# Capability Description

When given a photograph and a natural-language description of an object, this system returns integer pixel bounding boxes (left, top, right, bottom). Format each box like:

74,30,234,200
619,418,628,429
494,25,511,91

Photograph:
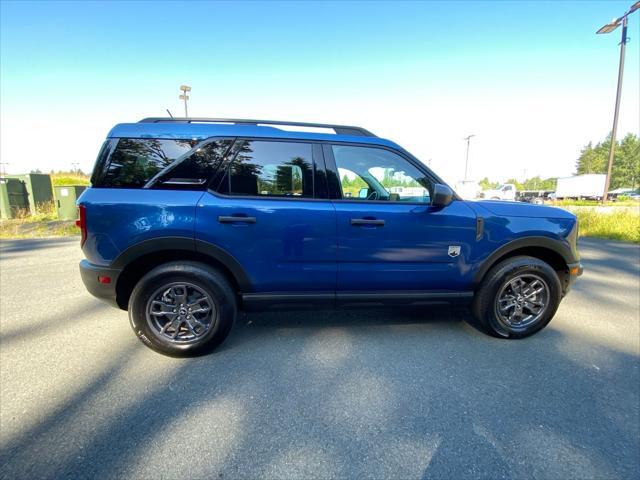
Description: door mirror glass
432,183,454,207
358,187,369,198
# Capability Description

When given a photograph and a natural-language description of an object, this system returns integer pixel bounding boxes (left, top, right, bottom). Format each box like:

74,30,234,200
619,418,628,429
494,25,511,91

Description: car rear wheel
472,256,562,338
128,261,236,357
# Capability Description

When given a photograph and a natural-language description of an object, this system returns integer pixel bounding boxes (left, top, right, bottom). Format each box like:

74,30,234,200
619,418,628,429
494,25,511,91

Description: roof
106,118,402,149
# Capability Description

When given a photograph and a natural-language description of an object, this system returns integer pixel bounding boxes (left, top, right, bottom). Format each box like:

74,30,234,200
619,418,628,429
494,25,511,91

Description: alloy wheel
145,282,216,344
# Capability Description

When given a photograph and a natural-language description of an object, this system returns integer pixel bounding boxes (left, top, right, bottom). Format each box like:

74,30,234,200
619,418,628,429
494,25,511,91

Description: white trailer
555,174,606,200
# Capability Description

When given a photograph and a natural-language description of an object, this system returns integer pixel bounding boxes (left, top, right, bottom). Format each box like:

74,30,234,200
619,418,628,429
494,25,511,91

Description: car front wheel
128,261,237,357
472,256,562,338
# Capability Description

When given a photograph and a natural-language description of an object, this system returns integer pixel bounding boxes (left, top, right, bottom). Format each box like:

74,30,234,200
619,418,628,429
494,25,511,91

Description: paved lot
0,237,638,479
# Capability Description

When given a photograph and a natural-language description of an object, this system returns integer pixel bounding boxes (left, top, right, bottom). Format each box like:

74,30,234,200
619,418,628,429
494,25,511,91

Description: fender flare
473,236,575,287
111,236,253,291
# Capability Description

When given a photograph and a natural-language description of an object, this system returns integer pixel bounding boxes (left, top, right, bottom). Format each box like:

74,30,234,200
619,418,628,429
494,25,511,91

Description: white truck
482,183,517,201
555,174,606,200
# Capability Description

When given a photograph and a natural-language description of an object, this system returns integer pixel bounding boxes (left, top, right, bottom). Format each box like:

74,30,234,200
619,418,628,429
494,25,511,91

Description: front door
325,143,477,293
196,139,336,294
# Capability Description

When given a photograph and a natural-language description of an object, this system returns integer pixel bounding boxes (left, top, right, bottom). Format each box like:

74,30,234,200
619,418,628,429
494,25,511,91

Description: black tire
128,261,237,357
472,256,562,339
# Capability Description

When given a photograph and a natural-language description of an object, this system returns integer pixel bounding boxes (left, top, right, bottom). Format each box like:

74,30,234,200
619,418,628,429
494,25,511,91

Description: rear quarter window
92,138,198,188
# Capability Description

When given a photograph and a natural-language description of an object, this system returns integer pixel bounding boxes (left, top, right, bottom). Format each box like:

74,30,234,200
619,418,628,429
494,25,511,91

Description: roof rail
138,117,376,137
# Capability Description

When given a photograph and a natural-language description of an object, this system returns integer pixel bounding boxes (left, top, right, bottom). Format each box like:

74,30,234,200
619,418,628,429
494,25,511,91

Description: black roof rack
138,117,376,137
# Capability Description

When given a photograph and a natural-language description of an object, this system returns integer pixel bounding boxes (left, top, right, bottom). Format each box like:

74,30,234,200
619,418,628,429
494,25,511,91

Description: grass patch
552,198,640,207
2,198,78,237
51,173,90,186
0,215,78,239
571,208,640,243
14,200,59,222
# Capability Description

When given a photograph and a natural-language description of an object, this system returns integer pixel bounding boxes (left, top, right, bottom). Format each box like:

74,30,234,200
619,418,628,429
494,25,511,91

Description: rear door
324,143,477,294
196,139,337,295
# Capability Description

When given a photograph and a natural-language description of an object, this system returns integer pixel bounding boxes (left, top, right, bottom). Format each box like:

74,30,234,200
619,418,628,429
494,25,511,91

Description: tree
479,177,499,190
612,134,640,190
575,133,640,189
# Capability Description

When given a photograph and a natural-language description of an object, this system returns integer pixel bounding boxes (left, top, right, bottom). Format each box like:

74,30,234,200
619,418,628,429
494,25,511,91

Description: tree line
479,132,639,192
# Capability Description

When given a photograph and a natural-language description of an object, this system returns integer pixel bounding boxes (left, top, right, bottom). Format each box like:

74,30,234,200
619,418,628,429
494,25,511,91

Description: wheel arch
474,237,573,293
112,237,252,310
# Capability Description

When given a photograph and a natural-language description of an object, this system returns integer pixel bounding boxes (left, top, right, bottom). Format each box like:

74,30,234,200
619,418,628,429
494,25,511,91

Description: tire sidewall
129,262,236,357
475,256,562,338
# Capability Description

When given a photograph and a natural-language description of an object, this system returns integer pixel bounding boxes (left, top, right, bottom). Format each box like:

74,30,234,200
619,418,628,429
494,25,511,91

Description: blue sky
1,1,638,183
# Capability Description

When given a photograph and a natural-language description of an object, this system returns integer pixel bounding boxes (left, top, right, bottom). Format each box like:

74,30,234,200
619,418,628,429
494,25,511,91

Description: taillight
76,205,87,247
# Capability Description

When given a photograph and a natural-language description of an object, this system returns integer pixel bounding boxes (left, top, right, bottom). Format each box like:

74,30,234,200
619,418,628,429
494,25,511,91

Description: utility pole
596,1,639,203
179,85,191,118
0,163,8,176
463,135,475,181
71,162,80,174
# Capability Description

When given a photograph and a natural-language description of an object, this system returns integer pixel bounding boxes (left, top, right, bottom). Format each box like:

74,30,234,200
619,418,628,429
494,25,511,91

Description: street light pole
597,2,639,203
463,134,475,181
179,85,191,118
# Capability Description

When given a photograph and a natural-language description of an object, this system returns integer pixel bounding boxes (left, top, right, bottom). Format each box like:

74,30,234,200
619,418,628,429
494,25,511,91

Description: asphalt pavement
0,237,638,479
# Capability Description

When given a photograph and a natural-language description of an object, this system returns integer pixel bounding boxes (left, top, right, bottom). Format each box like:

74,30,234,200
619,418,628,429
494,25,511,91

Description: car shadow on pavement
1,310,638,480
1,236,638,479
0,237,79,260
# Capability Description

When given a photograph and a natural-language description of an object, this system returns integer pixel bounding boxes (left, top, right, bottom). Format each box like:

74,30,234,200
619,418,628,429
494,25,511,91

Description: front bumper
79,260,121,308
565,261,583,294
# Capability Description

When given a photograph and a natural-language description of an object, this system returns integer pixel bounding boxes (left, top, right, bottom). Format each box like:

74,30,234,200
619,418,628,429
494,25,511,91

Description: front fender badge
448,245,461,257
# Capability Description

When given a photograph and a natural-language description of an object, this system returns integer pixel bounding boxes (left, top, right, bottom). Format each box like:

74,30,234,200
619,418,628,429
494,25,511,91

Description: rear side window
93,138,198,188
153,139,234,190
215,140,314,197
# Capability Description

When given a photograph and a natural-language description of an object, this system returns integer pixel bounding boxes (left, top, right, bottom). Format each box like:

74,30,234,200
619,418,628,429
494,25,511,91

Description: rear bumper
79,260,121,308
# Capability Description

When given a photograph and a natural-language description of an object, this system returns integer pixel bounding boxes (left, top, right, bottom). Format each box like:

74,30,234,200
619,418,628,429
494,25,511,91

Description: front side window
332,145,432,203
95,138,198,188
217,140,314,197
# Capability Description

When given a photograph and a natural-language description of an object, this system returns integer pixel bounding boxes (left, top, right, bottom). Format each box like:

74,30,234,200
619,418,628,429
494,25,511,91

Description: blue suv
78,118,582,356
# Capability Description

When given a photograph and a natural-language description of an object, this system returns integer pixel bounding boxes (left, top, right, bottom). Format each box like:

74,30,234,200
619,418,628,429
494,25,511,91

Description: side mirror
358,188,369,198
432,183,454,208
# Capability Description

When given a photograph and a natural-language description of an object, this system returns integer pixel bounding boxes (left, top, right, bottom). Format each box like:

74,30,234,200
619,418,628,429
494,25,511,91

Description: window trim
322,141,458,205
207,137,328,201
90,139,118,187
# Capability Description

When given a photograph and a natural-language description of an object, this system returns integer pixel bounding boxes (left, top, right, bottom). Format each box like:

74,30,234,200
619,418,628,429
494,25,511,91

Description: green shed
54,185,86,220
0,177,30,219
5,173,54,215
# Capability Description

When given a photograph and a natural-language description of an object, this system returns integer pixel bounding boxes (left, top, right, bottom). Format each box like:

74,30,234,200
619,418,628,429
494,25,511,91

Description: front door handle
350,218,385,226
218,215,257,224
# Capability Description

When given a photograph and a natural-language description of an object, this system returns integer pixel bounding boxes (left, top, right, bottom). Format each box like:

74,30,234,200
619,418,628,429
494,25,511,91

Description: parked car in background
517,190,554,205
608,187,640,201
78,117,582,357
555,174,606,200
480,183,517,201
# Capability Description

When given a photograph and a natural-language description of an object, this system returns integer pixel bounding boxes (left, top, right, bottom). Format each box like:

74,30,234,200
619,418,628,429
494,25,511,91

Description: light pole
596,1,639,203
463,134,475,181
179,85,191,118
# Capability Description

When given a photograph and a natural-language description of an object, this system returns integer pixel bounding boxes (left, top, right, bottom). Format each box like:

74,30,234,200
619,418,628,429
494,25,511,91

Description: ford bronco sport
78,118,582,357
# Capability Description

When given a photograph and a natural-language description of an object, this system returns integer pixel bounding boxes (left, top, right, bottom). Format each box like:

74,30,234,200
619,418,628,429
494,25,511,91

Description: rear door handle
350,218,385,226
218,215,257,224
